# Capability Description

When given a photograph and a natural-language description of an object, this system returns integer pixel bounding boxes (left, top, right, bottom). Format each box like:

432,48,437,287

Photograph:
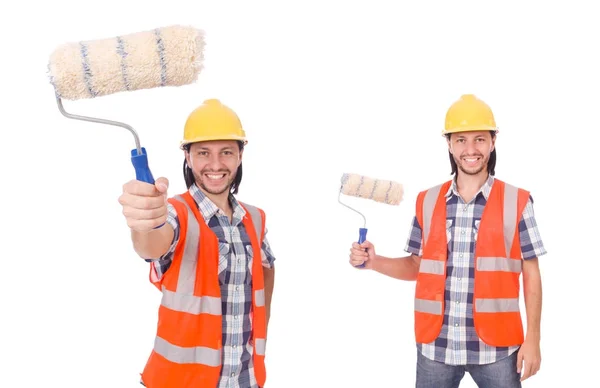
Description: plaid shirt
147,183,276,388
404,175,546,365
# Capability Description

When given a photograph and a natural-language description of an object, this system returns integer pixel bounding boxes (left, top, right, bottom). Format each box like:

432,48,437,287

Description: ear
490,135,496,152
446,136,452,154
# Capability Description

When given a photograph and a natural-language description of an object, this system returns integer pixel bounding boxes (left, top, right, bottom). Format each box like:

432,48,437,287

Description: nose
206,153,224,170
465,139,478,154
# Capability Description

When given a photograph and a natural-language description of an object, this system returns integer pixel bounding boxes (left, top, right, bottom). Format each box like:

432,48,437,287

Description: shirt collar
445,174,495,201
188,183,246,225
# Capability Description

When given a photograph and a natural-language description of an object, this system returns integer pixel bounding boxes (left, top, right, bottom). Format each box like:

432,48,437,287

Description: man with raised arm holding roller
118,99,276,388
348,94,546,388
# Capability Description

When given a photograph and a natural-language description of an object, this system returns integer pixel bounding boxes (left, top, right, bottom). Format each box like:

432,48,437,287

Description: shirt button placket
229,226,241,378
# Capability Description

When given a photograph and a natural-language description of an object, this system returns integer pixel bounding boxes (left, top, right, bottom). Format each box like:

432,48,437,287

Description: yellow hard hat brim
180,134,248,149
441,126,499,136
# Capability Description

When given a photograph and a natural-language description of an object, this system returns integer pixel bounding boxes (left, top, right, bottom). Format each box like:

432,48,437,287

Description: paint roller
338,173,404,268
47,25,205,184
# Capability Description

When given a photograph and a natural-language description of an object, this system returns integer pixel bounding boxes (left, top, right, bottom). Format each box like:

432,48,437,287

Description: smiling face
185,140,243,196
447,130,495,176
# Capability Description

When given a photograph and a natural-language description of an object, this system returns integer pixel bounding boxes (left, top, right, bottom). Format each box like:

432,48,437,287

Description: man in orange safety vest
349,94,545,388
119,99,276,388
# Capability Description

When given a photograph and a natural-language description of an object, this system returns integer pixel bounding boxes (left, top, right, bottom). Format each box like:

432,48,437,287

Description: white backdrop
1,1,598,387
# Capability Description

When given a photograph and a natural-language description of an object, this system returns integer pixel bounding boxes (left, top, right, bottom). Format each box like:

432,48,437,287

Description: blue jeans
416,349,522,388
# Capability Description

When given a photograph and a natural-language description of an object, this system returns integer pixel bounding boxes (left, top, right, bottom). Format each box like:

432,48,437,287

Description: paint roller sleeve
47,25,205,100
341,173,404,205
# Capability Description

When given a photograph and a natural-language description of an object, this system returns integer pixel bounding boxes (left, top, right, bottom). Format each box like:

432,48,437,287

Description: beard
192,168,235,195
454,152,489,176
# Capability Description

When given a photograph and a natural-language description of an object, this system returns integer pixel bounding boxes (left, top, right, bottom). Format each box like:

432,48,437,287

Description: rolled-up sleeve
404,215,423,257
145,202,180,281
261,227,276,268
519,195,547,260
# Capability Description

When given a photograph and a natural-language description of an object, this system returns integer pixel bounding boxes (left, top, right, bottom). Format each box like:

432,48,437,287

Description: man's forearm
523,258,542,339
263,265,275,327
131,225,174,259
372,254,420,280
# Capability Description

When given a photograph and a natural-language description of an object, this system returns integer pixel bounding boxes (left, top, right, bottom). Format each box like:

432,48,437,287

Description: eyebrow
196,146,234,151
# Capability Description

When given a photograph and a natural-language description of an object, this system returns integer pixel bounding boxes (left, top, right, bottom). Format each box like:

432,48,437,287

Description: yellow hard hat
180,99,247,149
443,94,498,136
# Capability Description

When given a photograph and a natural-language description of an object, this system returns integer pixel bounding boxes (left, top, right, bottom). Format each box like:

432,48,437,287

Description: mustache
201,169,230,173
460,154,484,158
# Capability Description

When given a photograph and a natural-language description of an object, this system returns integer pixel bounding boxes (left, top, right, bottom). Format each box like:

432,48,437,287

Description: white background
1,1,598,387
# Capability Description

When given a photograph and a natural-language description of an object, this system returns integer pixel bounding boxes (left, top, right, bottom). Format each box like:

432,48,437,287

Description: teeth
464,158,478,162
207,174,225,180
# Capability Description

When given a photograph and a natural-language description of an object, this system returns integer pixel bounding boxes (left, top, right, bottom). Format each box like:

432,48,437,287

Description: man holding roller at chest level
118,99,276,388
349,95,546,388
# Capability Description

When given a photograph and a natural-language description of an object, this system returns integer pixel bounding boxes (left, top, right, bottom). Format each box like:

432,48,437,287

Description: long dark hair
182,141,245,194
447,131,496,176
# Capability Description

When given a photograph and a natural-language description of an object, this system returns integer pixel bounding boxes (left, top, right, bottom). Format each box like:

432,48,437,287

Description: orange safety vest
413,178,530,347
140,191,268,388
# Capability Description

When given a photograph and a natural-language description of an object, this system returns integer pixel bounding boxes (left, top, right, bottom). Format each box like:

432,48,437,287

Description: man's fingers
350,244,369,255
352,241,373,250
122,180,163,196
349,254,366,263
155,177,169,193
122,206,167,220
351,248,368,256
520,360,532,381
349,240,375,269
360,241,373,250
119,192,166,210
527,360,540,380
534,360,541,374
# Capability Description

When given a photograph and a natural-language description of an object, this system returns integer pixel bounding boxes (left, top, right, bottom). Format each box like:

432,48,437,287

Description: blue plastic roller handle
131,147,164,229
355,227,368,268
131,147,155,184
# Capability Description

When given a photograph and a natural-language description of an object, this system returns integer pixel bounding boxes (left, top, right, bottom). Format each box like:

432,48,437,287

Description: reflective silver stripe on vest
161,196,224,314
240,202,263,242
415,298,442,315
475,298,520,313
174,195,202,296
417,181,523,318
422,183,443,245
240,202,267,310
419,259,445,275
159,197,268,365
476,257,522,272
255,338,266,355
254,289,265,307
161,287,222,315
154,336,222,367
503,183,518,256
422,181,520,254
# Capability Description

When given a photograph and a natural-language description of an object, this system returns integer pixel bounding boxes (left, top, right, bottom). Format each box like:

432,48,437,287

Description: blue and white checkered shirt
404,175,546,365
148,183,276,388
